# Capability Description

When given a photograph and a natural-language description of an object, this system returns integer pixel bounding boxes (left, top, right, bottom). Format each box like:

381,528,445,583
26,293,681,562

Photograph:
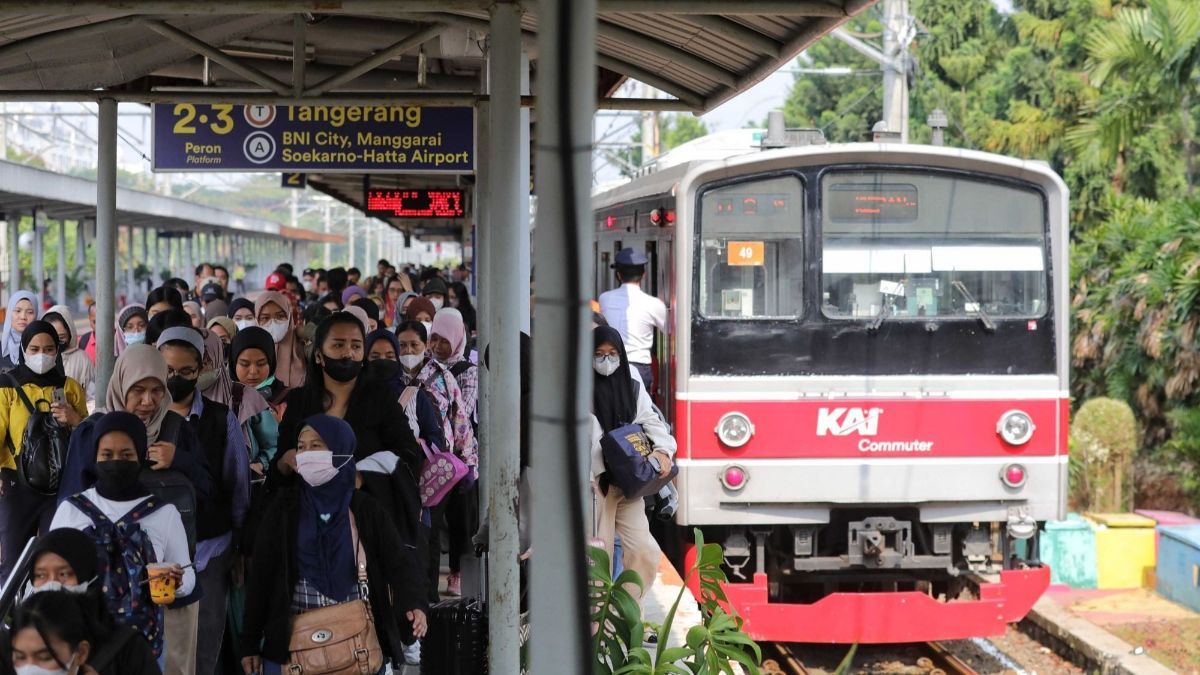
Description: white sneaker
403,640,421,666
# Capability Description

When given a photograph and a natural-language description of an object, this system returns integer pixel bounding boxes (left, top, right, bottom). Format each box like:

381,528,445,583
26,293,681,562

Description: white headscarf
2,291,38,362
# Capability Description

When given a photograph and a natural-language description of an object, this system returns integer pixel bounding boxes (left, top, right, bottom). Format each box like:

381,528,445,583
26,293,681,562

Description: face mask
234,319,256,331
123,331,146,346
399,354,424,371
421,321,432,337
428,297,444,310
93,460,142,500
296,450,338,487
16,653,75,675
167,375,197,402
24,353,55,375
321,356,363,383
370,358,401,380
20,578,91,601
593,355,620,377
197,370,219,391
265,319,289,343
255,375,277,391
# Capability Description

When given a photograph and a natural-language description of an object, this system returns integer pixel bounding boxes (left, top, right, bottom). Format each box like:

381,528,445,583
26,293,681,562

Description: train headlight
715,412,755,448
997,410,1035,446
1001,463,1028,489
721,465,748,491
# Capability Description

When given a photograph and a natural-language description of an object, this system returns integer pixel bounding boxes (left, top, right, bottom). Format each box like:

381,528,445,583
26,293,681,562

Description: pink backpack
402,386,469,507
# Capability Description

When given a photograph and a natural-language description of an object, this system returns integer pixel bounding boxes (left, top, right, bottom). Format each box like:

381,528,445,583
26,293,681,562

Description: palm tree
1068,0,1200,191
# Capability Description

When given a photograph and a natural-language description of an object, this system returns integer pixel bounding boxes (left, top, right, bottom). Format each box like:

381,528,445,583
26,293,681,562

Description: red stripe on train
677,397,1066,459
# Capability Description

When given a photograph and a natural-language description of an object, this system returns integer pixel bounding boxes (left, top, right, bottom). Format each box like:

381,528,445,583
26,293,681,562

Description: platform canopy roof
0,0,877,234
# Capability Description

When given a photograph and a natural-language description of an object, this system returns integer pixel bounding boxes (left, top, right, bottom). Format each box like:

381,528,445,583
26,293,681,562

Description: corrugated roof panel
601,13,758,74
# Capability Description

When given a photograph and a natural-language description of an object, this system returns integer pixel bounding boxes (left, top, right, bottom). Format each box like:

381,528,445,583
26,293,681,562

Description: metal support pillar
33,209,45,309
474,101,491,517
185,235,195,283
56,219,67,308
531,0,595,670
143,228,152,292
348,214,356,270
74,220,86,310
485,5,523,672
7,217,17,299
95,98,118,398
125,226,136,302
518,51,532,333
323,204,332,268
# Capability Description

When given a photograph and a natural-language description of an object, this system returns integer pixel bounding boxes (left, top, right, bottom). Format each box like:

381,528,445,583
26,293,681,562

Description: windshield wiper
867,300,893,333
952,281,996,333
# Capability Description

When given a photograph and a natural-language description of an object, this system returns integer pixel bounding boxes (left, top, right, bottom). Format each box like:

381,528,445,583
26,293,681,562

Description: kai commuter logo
816,407,883,436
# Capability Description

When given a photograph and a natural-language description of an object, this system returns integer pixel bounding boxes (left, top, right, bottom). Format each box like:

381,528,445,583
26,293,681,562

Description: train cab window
820,171,1048,321
697,175,804,319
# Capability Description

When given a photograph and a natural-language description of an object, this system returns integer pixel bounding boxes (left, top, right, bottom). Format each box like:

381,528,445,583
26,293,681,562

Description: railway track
761,641,981,675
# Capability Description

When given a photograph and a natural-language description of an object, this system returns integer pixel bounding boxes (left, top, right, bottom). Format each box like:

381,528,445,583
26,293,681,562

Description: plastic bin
1156,525,1200,613
1040,514,1097,589
1135,509,1200,556
1087,512,1157,589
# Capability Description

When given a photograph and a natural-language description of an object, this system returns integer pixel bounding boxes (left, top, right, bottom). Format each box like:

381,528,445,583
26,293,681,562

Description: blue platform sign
152,103,474,174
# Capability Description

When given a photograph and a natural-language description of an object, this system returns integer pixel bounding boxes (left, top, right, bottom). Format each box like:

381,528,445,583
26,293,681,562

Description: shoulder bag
406,385,469,508
600,422,678,500
286,516,384,675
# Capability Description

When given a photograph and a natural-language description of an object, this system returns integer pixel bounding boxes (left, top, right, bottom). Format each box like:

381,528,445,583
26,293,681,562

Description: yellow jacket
0,378,88,470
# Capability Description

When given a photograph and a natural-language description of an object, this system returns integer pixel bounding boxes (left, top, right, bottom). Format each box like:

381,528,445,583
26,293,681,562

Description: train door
646,238,674,422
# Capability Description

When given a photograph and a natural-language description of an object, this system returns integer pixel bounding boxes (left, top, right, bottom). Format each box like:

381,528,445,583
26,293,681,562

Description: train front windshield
820,171,1048,321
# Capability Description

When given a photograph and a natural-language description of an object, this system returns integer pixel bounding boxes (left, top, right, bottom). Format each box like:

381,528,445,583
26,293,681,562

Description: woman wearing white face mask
589,326,675,604
241,415,427,675
254,292,307,390
10,591,99,675
14,530,160,675
0,321,89,582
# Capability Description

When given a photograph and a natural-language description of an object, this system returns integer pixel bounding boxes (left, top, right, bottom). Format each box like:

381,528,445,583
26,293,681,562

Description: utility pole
832,0,913,142
640,81,659,169
323,202,332,268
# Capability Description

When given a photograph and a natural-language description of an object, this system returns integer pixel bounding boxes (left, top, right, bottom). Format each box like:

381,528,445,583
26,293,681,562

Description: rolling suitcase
421,555,488,674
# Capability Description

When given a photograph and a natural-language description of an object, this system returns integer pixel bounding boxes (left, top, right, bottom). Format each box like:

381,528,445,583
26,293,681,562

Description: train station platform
1031,585,1199,674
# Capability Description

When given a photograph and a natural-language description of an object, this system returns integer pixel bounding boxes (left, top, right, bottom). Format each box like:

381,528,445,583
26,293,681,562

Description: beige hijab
254,291,307,389
105,343,171,444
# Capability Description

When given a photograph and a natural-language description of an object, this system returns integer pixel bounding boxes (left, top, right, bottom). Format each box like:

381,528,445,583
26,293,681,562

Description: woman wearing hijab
51,410,195,660
0,320,90,580
364,329,445,464
203,298,229,325
241,415,427,675
274,315,423,558
182,301,204,330
17,528,161,675
254,291,307,390
340,285,367,307
157,326,249,675
115,304,149,356
228,298,257,331
391,291,418,329
231,326,289,417
590,326,676,602
197,328,234,407
402,296,437,342
447,282,477,336
1,290,38,372
383,277,407,328
392,319,477,600
43,304,96,397
206,315,237,347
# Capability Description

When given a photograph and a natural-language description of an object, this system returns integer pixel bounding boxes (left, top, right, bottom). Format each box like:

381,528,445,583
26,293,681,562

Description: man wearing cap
422,277,450,310
599,248,667,391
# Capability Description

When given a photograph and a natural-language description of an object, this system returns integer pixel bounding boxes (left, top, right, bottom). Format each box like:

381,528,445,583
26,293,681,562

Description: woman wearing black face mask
274,315,423,548
156,326,249,675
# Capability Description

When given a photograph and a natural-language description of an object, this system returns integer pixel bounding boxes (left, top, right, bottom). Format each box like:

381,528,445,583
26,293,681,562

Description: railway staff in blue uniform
599,248,667,392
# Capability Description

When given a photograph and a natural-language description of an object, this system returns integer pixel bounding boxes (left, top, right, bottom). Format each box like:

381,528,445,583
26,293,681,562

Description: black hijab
30,528,100,583
592,326,637,433
228,297,256,319
228,326,277,381
91,410,151,501
11,320,67,387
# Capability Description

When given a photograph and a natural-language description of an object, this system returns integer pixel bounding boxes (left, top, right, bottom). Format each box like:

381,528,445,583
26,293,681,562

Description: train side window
599,251,611,292
696,175,804,319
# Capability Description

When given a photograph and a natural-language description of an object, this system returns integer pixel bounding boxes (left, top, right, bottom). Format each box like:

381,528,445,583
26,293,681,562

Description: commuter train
592,131,1067,643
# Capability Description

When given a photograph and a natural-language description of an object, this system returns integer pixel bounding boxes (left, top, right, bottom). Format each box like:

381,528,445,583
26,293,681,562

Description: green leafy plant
589,528,761,674
1070,397,1138,511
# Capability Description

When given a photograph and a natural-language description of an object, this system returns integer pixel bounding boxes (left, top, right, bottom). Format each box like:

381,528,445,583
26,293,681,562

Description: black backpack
139,411,198,556
4,376,70,495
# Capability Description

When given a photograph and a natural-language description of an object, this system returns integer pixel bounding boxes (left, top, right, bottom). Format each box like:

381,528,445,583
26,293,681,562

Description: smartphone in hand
52,388,66,407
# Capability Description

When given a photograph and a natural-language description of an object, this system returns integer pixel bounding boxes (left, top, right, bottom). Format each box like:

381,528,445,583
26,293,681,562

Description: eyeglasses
167,367,199,379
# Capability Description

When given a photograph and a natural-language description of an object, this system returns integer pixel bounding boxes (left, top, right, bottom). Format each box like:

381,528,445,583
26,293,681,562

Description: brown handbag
286,517,384,675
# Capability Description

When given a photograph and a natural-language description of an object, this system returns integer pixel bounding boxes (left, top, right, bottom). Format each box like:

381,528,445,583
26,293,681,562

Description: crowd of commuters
0,244,673,672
